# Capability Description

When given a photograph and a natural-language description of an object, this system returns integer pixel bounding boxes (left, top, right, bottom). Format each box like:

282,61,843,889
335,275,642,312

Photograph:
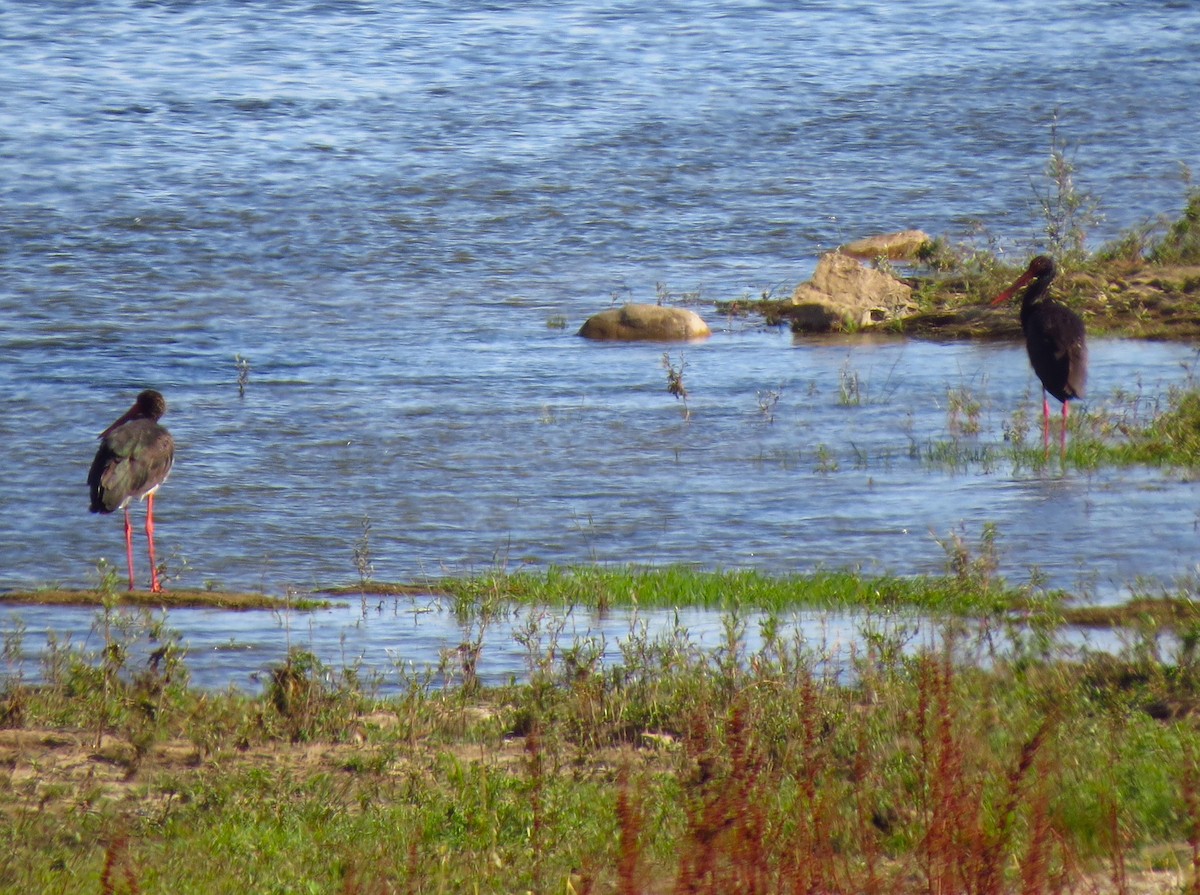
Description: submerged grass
432,563,1046,617
1018,383,1200,471
916,377,1200,474
1100,387,1200,468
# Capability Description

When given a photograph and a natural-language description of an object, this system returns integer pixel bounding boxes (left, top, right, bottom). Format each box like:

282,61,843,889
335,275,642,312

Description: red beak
991,269,1036,306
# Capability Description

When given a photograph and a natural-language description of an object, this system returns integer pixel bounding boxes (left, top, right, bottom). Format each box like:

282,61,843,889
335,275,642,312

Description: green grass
431,563,1045,617
1024,385,1200,471
1146,182,1200,266
914,383,1200,475
5,568,1200,893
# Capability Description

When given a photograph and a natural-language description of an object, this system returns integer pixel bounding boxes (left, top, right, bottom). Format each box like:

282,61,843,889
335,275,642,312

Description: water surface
2,1,1200,685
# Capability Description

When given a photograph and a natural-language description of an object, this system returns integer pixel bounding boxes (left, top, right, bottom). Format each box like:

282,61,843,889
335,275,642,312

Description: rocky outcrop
578,304,711,342
787,252,917,333
839,229,931,261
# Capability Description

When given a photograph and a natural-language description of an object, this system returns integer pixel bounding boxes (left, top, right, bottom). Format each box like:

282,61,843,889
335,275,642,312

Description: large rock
578,304,711,342
839,229,931,261
788,252,916,333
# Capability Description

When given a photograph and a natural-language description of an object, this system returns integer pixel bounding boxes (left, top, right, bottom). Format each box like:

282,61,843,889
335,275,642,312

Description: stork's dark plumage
88,389,175,592
992,255,1087,449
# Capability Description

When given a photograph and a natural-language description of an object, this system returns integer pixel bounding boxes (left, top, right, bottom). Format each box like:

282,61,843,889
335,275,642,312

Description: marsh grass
839,359,862,406
1016,384,1200,471
3,563,1200,893
915,379,1200,474
946,384,984,436
431,563,1048,619
352,515,374,587
1147,170,1200,266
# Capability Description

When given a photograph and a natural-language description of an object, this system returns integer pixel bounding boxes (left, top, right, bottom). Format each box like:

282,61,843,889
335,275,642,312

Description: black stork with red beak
88,389,175,592
992,255,1087,450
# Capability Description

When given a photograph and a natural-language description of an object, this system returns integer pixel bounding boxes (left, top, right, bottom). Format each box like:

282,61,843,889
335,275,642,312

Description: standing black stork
88,389,176,593
992,255,1088,450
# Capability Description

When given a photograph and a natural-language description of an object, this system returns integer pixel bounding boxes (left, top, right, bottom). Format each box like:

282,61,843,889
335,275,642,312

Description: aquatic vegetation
917,382,1200,473
1057,385,1200,470
921,437,1003,474
1114,387,1200,467
838,359,862,406
946,384,984,436
431,563,1044,617
234,353,251,398
814,442,840,472
662,351,690,420
351,514,374,588
755,383,784,423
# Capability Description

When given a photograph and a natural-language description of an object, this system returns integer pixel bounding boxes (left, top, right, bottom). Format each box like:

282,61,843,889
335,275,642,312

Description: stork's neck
1018,273,1055,324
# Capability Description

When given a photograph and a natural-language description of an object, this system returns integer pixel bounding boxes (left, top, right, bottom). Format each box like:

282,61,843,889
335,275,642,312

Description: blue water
2,0,1200,685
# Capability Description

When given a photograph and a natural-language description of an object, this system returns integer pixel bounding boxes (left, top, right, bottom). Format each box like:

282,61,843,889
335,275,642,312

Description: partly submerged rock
578,304,711,342
839,229,932,261
787,252,916,333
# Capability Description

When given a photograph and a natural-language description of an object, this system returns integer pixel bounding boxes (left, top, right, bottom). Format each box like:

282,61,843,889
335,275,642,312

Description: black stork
992,255,1088,450
88,389,176,593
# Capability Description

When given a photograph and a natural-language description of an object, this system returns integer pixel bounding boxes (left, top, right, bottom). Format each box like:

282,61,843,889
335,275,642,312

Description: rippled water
0,597,883,691
2,0,1199,685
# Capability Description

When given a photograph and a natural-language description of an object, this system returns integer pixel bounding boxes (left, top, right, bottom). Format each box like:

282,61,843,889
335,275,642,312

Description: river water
2,0,1199,687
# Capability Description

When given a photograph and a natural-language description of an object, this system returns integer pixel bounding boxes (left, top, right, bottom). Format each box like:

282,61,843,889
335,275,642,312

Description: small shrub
1034,114,1101,267
263,648,362,742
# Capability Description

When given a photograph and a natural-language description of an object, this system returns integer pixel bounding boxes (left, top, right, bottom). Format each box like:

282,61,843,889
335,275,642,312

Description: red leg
1061,401,1070,453
1042,391,1051,450
123,507,136,591
146,493,161,593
